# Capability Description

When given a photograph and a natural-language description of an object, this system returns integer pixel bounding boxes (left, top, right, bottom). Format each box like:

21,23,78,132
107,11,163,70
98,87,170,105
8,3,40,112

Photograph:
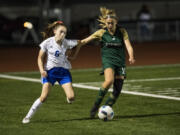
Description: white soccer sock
25,98,42,119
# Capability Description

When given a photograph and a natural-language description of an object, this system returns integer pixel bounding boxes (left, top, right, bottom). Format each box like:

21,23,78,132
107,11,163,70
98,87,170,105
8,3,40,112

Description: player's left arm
121,28,135,64
124,39,135,64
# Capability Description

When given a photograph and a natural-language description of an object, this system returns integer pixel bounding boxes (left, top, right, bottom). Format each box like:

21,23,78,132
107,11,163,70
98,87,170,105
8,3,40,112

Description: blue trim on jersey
42,67,72,85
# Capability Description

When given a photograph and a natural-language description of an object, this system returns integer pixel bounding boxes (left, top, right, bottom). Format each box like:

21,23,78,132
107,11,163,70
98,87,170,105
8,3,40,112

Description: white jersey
39,37,78,70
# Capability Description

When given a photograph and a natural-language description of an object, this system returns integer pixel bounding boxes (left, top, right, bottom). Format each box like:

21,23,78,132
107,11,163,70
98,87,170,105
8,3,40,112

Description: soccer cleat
90,105,99,118
22,117,30,124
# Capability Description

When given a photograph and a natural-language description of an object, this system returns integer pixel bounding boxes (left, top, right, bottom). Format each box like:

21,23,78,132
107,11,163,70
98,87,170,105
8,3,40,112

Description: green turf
0,64,180,135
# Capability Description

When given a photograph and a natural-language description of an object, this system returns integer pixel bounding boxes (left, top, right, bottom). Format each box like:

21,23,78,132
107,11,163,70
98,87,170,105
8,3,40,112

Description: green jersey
90,27,129,69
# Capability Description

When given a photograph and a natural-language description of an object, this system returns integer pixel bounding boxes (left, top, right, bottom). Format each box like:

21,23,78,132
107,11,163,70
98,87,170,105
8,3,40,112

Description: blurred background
0,0,180,44
0,0,180,72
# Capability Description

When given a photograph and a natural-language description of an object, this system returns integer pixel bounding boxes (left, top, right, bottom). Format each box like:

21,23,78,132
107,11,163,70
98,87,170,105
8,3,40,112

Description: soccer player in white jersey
22,21,81,124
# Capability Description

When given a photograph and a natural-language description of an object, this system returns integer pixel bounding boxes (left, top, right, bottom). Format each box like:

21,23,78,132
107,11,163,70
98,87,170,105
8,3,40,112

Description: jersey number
122,67,126,75
55,50,60,57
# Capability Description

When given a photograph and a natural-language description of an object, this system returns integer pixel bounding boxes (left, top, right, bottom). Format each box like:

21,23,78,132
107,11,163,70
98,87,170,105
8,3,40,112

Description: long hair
98,7,118,28
41,21,65,40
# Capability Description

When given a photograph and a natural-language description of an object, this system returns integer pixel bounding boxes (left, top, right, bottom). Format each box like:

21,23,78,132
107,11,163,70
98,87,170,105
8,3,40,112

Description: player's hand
129,57,135,64
40,70,47,77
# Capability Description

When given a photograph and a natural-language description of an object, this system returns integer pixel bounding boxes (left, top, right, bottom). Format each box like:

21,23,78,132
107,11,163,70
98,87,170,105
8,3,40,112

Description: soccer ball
98,105,114,121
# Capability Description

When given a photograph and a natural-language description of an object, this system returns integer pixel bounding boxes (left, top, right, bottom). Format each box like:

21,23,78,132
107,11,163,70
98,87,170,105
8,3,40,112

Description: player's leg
39,82,52,102
102,68,115,89
105,66,126,106
22,82,52,124
62,82,75,104
105,76,124,107
94,68,114,106
90,68,114,118
58,69,74,104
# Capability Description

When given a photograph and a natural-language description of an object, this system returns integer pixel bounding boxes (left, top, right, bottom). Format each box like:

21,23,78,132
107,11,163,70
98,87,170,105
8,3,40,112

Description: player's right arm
80,29,105,46
80,36,95,46
37,50,47,77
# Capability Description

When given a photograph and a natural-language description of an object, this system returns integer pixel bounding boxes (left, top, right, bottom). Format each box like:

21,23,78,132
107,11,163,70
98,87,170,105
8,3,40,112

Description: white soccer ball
98,105,114,121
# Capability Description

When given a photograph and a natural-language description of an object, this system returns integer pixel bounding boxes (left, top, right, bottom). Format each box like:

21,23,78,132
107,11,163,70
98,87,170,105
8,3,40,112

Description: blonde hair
41,21,66,40
98,7,118,28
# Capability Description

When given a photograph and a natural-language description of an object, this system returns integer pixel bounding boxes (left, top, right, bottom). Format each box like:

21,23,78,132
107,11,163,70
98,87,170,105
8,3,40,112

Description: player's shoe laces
22,117,30,124
90,105,99,118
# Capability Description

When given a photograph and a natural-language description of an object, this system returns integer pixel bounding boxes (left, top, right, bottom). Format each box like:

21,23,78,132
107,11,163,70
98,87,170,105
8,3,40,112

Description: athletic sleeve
64,39,78,49
120,28,129,40
89,29,106,41
39,40,48,52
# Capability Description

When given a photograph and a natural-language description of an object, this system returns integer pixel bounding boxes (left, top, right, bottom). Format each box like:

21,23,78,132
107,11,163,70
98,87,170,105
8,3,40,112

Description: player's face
105,18,117,31
54,25,67,42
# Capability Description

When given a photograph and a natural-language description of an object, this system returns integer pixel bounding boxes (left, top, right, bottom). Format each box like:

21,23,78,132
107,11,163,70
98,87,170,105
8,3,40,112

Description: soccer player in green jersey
80,7,135,118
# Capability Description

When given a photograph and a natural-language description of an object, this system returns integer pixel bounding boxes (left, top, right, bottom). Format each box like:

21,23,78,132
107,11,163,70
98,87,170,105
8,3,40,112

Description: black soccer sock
105,79,124,107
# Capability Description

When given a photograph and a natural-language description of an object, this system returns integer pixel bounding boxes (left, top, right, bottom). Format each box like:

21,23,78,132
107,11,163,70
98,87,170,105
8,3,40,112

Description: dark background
0,0,180,44
0,0,180,72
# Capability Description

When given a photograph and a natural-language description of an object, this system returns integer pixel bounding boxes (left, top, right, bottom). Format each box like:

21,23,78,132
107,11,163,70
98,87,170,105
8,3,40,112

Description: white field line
0,74,180,101
0,74,41,83
72,83,180,101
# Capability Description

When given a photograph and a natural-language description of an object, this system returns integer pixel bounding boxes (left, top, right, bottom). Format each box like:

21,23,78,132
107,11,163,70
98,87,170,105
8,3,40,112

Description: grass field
0,64,180,135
